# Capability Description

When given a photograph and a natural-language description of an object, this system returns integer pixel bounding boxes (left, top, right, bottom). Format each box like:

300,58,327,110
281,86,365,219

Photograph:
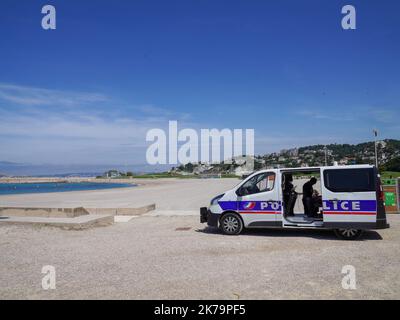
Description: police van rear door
321,166,377,229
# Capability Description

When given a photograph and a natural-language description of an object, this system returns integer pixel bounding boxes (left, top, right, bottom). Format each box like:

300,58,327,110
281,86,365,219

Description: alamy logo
146,121,254,168
341,5,356,30
39,6,356,32
41,5,56,30
341,265,356,290
41,265,56,290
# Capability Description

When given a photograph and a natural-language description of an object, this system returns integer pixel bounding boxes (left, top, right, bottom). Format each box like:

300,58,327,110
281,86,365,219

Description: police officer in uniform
283,174,296,216
302,177,317,217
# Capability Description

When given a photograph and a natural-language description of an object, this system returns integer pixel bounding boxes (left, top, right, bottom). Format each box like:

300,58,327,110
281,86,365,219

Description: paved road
1,214,399,299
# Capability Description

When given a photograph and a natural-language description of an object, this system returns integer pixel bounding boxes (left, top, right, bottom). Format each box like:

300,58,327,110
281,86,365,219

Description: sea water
0,182,135,195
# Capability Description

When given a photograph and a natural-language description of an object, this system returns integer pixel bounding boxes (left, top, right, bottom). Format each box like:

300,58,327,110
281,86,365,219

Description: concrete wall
85,204,156,216
0,207,89,218
0,204,155,218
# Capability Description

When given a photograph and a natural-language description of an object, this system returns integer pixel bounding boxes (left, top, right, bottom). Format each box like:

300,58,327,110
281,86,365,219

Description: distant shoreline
0,177,137,184
0,181,138,195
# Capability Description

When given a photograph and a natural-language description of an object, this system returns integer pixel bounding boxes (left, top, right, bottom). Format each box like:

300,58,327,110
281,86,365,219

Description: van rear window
323,168,375,193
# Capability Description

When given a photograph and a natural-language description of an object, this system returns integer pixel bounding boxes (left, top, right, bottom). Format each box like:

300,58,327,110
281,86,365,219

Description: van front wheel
334,228,363,240
220,213,243,235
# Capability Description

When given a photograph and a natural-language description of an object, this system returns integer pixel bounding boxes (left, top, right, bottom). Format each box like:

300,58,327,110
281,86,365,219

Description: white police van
200,165,389,240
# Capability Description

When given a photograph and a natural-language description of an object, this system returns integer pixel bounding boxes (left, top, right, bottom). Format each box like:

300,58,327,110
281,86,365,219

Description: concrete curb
85,204,156,216
0,204,156,218
0,214,114,230
0,206,89,218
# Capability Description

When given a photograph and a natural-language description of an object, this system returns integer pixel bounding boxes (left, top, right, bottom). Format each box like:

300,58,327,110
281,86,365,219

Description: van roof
281,164,373,171
255,164,374,174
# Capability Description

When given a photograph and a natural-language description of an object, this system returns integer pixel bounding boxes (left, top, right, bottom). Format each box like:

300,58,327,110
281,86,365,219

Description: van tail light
378,189,384,202
377,178,384,201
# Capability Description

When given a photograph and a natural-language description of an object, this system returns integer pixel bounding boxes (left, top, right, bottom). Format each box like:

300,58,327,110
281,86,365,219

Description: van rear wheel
334,228,363,240
220,213,243,235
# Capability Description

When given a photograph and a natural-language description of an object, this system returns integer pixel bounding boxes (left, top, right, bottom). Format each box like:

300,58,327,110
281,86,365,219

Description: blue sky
0,0,399,166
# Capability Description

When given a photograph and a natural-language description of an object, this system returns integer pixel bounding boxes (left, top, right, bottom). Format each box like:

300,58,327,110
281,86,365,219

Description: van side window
323,168,375,193
241,172,275,195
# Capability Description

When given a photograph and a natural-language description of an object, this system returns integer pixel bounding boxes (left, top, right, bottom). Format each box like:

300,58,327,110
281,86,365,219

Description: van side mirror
236,187,244,197
236,186,248,197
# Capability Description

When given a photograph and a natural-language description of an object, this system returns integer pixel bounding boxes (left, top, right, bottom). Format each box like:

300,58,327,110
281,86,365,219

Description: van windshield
323,168,375,193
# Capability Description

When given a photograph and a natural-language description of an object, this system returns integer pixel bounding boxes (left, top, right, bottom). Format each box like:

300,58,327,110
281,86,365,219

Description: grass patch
380,171,400,179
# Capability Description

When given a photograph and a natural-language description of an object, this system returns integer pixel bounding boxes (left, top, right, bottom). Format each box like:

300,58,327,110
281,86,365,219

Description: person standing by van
283,174,296,216
302,177,317,217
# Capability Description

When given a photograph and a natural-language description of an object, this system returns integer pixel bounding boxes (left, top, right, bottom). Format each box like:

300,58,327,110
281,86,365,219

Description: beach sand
0,178,240,211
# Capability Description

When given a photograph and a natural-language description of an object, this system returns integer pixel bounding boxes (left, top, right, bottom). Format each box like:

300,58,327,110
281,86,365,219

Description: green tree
382,157,400,172
184,162,194,172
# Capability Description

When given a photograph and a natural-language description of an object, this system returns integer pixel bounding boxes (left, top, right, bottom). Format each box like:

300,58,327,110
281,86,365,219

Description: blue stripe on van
218,201,238,211
219,200,377,214
322,200,377,212
219,201,282,212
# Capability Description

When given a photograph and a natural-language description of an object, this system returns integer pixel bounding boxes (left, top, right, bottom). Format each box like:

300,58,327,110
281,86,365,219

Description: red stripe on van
324,211,376,215
239,211,278,214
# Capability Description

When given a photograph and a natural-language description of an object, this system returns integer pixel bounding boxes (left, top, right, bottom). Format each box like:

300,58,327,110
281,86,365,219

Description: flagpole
373,129,378,168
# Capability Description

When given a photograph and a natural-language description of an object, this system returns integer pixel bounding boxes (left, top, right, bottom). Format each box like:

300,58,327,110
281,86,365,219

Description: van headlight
210,193,224,205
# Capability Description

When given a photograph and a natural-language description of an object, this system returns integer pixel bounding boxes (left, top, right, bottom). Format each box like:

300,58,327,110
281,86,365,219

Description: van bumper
200,207,219,227
376,219,390,230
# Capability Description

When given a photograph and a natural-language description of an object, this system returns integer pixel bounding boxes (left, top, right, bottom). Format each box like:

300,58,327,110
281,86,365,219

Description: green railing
382,179,396,186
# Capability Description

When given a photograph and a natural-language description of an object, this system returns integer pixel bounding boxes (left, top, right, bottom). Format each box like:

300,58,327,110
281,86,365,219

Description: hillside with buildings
171,139,400,176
